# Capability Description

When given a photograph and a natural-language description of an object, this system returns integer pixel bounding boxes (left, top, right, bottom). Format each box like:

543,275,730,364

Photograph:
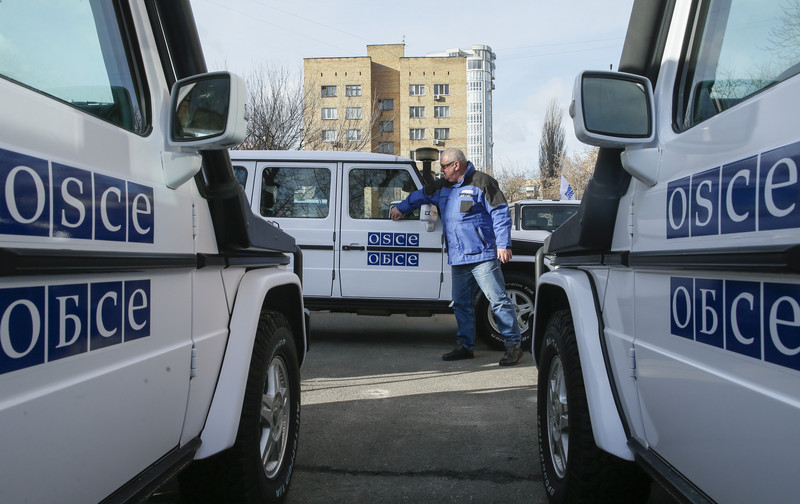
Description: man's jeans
451,259,521,350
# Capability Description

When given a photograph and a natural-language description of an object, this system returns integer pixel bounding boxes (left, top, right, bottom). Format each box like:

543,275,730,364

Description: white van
231,150,547,349
0,2,306,503
532,0,800,503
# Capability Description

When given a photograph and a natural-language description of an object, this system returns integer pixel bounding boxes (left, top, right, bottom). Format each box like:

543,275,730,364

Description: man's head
439,148,468,183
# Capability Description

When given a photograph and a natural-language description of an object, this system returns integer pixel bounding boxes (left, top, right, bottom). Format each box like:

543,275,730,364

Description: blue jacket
396,163,511,266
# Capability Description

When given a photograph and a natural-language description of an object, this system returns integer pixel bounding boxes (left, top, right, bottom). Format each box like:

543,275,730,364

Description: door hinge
629,347,637,378
627,200,635,237
190,344,197,379
192,201,198,239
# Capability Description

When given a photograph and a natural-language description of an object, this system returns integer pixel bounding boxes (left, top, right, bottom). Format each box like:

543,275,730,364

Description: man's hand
497,248,512,264
390,207,405,221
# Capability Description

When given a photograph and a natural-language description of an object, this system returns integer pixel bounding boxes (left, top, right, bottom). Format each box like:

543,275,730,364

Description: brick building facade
304,43,495,173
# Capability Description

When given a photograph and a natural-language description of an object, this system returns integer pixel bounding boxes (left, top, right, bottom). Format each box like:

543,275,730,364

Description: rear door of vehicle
338,162,445,299
0,2,193,501
629,1,800,502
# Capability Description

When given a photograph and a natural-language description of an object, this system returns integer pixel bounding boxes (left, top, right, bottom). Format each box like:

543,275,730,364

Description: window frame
409,128,425,140
434,84,450,96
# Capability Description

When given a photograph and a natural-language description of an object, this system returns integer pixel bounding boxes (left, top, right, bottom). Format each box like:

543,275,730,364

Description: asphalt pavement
147,311,677,504
281,312,678,504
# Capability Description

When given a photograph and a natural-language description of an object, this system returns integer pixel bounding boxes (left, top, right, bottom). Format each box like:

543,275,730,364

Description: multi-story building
304,43,496,173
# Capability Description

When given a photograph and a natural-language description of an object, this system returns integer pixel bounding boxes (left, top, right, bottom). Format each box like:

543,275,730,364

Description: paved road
281,312,677,504
148,312,677,503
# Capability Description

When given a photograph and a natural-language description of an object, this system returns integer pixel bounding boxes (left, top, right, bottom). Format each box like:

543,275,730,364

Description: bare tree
493,158,537,202
560,147,598,200
768,0,800,65
538,98,566,188
237,63,309,151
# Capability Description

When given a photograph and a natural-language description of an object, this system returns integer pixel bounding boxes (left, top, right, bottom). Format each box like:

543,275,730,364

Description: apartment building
303,43,496,173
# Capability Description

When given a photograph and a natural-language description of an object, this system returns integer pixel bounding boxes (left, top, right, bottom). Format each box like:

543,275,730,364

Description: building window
321,85,337,97
434,106,450,118
468,81,483,91
378,142,394,154
346,107,362,120
322,130,337,142
409,106,425,118
467,60,483,70
409,128,425,140
434,128,450,140
378,120,394,133
346,129,362,141
322,107,338,120
409,84,425,96
345,84,362,97
434,84,450,96
379,99,394,111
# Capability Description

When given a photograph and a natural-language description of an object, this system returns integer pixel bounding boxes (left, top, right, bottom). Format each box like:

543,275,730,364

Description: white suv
532,1,800,503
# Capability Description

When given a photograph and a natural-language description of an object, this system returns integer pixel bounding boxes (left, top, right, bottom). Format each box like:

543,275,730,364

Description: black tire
179,311,301,504
537,309,650,504
476,271,535,350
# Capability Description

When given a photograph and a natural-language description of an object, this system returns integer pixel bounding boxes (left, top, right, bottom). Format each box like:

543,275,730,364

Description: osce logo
0,147,155,243
670,276,800,372
366,232,420,267
666,141,800,238
0,280,151,375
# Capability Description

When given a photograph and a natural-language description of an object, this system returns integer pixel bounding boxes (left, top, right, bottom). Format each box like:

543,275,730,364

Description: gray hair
441,147,467,165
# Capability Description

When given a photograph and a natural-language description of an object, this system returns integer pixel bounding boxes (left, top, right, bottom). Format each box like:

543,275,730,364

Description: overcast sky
189,0,635,173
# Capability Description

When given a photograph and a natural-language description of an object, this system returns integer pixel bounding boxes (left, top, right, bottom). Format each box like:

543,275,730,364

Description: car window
348,168,417,219
260,167,331,218
678,0,800,130
233,165,248,187
520,205,578,231
0,0,148,133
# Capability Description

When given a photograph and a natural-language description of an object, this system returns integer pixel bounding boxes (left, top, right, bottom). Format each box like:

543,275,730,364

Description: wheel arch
533,268,634,461
196,269,306,459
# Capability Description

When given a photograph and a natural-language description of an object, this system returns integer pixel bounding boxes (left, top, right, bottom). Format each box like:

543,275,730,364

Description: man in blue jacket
391,148,523,366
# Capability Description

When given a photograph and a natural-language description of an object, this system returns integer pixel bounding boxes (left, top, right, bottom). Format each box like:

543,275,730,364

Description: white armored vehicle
0,2,307,502
532,0,800,503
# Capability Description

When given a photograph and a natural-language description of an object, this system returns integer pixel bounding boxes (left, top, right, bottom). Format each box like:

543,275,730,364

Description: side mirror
570,71,654,148
169,71,248,149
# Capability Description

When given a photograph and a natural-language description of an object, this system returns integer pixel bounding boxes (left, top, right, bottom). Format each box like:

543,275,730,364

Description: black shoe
442,342,474,361
499,344,523,366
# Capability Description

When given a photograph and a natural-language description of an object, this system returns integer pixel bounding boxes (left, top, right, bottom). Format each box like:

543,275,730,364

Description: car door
629,1,800,502
254,161,337,297
0,2,193,501
338,163,445,299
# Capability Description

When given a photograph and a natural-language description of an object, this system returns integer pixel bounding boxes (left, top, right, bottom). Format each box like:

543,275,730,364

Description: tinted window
679,0,800,129
261,167,331,218
520,205,578,231
233,165,248,187
349,169,417,219
0,0,148,133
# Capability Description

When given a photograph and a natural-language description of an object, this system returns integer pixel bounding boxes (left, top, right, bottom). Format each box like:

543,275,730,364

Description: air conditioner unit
434,94,444,101
433,139,444,146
